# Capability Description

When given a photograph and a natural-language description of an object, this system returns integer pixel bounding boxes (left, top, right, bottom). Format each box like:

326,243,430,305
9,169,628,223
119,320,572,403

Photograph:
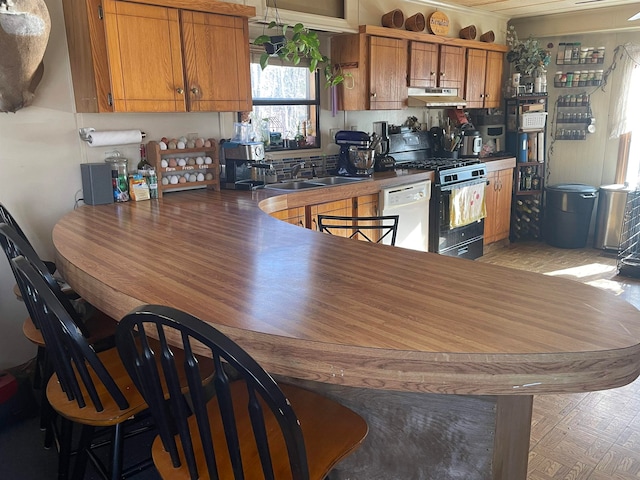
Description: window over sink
249,53,320,151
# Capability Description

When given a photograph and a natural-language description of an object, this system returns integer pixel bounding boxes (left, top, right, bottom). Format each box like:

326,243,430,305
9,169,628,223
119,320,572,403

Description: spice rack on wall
554,93,593,140
553,43,605,88
147,141,220,198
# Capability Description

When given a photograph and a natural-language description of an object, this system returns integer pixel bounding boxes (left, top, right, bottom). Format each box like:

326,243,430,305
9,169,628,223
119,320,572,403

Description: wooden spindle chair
116,304,368,480
11,255,215,480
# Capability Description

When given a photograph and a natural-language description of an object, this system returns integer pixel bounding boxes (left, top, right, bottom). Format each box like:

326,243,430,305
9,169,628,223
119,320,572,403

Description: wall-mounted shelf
554,93,592,140
555,43,605,66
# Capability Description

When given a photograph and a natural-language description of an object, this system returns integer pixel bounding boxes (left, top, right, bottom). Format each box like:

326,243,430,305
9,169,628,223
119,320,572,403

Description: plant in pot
506,25,551,79
253,21,346,87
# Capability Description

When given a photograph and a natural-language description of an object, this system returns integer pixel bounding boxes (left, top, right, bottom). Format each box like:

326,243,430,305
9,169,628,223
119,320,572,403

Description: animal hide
0,0,51,113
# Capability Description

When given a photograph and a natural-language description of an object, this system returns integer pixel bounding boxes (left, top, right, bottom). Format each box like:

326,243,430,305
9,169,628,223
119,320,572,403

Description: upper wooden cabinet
62,0,254,113
331,33,407,110
464,49,504,109
408,42,465,90
332,26,507,112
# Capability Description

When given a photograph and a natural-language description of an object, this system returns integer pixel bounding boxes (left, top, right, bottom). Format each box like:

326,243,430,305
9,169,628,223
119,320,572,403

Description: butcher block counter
53,170,640,480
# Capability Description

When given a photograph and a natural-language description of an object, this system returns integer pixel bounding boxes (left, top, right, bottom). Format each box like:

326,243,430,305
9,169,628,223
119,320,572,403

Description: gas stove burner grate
401,158,481,171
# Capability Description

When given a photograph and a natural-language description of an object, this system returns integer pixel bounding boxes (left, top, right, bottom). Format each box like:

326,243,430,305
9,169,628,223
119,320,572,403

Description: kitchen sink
310,176,370,186
264,181,323,191
264,176,371,191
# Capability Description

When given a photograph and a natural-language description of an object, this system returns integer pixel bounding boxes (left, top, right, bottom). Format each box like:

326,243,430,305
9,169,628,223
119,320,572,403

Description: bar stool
317,214,400,245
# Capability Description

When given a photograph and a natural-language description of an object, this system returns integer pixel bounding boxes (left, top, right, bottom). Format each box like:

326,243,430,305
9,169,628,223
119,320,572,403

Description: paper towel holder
78,128,146,143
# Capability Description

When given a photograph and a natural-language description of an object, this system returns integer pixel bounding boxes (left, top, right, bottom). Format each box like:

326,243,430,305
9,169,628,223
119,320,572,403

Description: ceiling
440,0,640,18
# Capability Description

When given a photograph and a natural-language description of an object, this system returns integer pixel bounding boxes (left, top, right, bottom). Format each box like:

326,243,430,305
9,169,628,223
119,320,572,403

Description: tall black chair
0,203,57,276
0,222,119,447
116,305,368,480
317,214,400,245
11,255,215,480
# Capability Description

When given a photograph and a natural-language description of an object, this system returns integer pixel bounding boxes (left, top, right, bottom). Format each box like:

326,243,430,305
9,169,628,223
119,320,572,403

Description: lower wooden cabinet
484,168,513,245
270,207,306,228
269,194,381,243
309,199,352,235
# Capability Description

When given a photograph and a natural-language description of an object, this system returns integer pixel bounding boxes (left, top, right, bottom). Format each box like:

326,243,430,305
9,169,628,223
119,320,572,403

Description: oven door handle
439,178,488,192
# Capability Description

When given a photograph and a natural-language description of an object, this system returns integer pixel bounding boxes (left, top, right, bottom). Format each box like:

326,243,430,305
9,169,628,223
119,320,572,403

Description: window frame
245,57,322,152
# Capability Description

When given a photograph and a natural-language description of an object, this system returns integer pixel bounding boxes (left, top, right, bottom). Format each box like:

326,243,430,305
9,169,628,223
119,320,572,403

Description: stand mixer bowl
348,147,375,173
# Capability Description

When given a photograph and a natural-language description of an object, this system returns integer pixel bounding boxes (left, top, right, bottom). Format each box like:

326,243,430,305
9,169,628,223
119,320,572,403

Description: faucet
291,162,305,179
311,163,318,178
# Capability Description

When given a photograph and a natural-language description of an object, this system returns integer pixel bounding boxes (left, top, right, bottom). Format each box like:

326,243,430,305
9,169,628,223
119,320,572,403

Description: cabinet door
484,169,513,245
310,199,353,235
439,45,465,89
181,12,252,112
103,0,186,112
408,41,439,88
483,51,503,109
464,49,487,109
355,194,381,242
271,207,306,228
484,170,499,245
369,36,407,110
494,169,513,242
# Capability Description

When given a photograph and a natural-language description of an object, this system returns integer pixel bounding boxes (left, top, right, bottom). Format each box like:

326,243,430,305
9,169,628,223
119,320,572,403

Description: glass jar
105,155,130,202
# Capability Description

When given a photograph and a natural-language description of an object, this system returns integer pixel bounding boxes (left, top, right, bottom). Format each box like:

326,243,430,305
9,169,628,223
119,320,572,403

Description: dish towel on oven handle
449,183,486,228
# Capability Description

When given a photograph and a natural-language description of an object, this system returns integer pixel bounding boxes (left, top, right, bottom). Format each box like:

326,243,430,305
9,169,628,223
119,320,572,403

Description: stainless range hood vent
407,87,466,108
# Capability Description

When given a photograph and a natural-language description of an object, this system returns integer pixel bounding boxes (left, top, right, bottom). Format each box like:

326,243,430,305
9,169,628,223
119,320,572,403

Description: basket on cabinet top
519,112,547,131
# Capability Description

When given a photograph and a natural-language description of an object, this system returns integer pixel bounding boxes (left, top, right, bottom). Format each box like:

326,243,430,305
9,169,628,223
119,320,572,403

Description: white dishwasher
379,180,431,252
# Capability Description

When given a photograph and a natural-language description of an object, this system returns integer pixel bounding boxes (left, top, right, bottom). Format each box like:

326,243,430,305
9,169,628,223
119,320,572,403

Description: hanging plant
506,25,551,76
253,21,346,87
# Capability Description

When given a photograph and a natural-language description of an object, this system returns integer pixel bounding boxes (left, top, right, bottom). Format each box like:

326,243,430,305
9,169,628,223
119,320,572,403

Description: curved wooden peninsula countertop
53,169,640,479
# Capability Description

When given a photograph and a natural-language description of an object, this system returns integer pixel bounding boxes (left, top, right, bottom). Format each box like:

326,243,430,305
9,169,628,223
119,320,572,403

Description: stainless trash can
594,184,636,251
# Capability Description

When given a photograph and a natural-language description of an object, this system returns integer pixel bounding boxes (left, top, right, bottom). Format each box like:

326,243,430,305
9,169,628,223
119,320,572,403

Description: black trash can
545,184,598,248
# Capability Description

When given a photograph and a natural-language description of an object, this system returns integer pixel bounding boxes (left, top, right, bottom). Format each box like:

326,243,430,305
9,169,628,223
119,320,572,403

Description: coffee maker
220,141,265,190
335,130,372,176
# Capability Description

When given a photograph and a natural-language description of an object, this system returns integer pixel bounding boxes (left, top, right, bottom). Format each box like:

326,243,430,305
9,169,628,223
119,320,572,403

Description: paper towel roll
87,130,143,147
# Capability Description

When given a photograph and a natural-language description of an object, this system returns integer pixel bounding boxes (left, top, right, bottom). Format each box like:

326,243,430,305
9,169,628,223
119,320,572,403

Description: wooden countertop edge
53,252,640,396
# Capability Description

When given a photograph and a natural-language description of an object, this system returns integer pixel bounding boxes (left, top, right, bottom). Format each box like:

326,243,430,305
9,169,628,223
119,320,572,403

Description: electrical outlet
329,128,340,143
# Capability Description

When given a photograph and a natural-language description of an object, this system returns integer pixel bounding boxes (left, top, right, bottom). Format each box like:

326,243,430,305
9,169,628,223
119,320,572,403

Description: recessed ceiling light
629,11,640,21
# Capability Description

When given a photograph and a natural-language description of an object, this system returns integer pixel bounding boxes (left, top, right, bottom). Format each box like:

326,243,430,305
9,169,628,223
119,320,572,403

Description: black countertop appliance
335,130,372,177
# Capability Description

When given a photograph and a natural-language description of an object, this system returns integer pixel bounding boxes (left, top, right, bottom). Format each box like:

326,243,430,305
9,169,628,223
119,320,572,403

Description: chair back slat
11,255,129,411
0,203,29,243
0,223,92,337
116,305,310,480
317,215,400,245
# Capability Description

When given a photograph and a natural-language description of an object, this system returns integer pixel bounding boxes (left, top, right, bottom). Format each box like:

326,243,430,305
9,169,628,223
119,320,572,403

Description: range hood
407,87,466,108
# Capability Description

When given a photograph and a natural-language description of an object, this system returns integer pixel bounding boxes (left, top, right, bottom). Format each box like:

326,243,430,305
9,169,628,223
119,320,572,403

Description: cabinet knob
430,72,436,76
191,87,199,95
371,92,377,98
176,88,184,94
485,93,490,98
480,94,484,98
440,72,445,77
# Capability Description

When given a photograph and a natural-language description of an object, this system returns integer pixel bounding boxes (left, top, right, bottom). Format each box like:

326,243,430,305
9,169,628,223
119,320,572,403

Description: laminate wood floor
480,241,640,480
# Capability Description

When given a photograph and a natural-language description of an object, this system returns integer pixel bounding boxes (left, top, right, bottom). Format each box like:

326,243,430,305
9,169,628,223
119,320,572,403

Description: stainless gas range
389,131,488,260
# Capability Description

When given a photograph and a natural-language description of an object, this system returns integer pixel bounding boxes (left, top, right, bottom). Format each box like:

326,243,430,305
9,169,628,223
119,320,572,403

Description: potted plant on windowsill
253,22,346,87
